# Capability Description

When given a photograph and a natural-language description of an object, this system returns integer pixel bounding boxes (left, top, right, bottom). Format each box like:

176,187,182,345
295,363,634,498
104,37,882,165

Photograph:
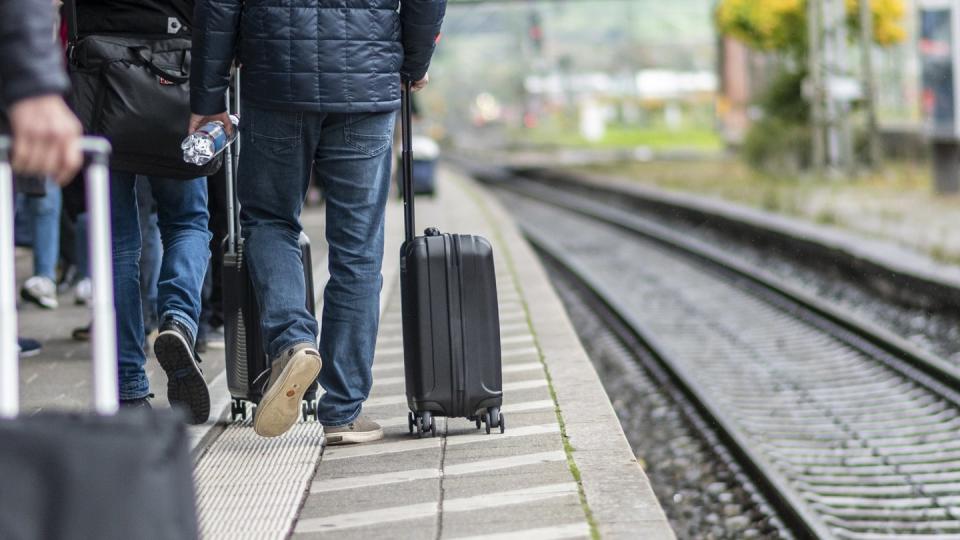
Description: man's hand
8,95,82,185
189,112,233,136
410,73,429,92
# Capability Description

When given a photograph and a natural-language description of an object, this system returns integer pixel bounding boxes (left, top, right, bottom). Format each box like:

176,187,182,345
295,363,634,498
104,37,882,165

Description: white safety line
501,334,536,345
451,522,591,540
503,347,540,358
311,450,566,494
371,374,406,387
503,362,544,374
364,379,549,409
323,423,560,461
374,398,556,428
294,482,578,533
374,346,405,357
371,361,404,373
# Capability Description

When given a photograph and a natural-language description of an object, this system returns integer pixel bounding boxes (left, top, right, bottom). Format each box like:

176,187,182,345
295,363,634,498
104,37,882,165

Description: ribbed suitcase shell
400,232,503,420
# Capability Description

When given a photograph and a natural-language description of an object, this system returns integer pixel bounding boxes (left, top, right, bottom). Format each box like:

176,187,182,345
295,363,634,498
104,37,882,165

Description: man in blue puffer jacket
190,0,446,440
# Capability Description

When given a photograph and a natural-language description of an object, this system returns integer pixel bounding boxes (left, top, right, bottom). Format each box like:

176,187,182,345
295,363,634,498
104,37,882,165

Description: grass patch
573,158,960,264
515,124,723,152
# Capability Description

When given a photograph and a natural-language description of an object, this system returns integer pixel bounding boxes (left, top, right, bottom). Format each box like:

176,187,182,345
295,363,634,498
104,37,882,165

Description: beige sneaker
324,415,384,446
253,344,322,437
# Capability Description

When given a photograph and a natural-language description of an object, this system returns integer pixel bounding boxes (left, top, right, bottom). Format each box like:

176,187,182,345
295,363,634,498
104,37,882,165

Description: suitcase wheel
430,415,437,438
301,400,318,422
408,412,416,434
231,399,249,421
481,407,505,435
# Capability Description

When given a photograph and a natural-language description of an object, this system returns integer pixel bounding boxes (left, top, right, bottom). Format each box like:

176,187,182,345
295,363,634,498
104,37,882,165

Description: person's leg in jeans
149,175,212,424
313,111,394,445
20,180,62,309
237,104,323,438
136,178,162,336
109,172,150,401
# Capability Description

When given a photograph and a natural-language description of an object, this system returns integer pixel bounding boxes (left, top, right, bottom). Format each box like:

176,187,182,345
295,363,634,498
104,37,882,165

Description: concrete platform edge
453,171,675,540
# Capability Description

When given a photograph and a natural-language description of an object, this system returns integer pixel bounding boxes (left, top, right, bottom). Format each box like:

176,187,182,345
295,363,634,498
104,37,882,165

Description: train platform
13,167,673,539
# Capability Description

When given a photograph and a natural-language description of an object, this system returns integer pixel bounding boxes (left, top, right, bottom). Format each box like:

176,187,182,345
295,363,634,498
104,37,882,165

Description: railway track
493,177,960,539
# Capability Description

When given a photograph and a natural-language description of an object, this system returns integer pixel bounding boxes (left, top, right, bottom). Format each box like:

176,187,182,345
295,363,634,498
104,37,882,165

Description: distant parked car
398,135,440,196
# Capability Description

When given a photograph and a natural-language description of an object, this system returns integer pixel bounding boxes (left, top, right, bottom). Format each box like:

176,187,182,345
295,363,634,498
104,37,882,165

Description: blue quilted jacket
191,0,446,114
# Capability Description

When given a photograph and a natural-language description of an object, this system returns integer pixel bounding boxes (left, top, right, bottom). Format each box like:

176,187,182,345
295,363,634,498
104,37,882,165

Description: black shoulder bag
64,1,221,180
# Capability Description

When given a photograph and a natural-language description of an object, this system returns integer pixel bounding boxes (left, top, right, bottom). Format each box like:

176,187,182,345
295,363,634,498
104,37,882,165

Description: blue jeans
136,179,162,333
238,104,394,426
15,180,61,280
111,173,210,400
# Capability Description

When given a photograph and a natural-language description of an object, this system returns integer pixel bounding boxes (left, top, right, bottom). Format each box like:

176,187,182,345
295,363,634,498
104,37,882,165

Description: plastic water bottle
181,115,239,166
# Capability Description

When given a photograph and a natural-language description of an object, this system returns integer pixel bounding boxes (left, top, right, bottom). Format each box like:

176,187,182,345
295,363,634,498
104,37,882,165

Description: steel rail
495,176,960,539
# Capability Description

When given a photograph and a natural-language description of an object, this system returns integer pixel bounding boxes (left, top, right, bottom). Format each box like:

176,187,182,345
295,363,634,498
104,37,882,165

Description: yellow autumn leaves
716,0,906,53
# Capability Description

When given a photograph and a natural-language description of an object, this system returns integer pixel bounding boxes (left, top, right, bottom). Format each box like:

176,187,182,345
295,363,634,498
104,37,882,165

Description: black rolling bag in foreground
0,138,198,540
221,74,320,421
399,83,505,437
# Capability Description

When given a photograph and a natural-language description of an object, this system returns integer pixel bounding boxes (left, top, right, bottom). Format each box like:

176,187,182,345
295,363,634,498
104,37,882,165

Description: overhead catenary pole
859,0,882,168
808,0,826,174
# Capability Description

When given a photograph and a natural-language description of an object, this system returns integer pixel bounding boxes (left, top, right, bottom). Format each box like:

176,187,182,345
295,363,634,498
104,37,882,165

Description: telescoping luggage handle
401,80,416,244
225,68,241,254
0,137,119,418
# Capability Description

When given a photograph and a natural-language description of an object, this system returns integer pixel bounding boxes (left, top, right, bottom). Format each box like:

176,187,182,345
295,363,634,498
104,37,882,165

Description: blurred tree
716,0,906,172
716,0,906,57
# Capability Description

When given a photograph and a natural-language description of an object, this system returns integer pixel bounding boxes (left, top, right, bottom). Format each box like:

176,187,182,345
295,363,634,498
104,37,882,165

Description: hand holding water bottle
183,113,239,166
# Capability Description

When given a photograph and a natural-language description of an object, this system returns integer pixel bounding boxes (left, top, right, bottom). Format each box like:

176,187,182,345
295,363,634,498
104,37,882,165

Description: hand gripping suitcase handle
0,137,119,418
401,80,416,244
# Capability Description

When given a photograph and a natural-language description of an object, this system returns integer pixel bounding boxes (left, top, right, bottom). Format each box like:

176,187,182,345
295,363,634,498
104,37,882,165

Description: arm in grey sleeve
0,0,70,107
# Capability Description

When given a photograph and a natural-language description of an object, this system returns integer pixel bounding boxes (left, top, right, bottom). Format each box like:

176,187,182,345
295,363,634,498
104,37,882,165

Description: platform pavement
13,166,673,539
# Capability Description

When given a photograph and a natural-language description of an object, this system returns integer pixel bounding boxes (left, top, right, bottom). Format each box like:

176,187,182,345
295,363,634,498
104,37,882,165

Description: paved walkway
15,168,672,539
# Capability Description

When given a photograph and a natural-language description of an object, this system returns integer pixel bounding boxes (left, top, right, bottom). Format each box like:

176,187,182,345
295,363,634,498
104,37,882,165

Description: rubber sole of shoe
21,288,58,310
154,330,210,425
253,351,322,438
324,427,385,446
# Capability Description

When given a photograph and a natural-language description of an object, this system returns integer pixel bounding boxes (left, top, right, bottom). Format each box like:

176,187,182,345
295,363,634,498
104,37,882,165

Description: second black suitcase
399,83,504,437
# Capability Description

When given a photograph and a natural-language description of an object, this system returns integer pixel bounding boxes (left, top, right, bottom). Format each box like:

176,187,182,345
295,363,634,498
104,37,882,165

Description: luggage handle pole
225,67,241,254
224,90,237,254
0,139,19,418
82,138,119,415
0,137,117,417
401,81,415,244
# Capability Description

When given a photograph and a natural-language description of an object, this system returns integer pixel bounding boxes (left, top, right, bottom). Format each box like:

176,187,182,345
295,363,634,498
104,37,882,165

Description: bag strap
134,48,190,84
65,0,78,44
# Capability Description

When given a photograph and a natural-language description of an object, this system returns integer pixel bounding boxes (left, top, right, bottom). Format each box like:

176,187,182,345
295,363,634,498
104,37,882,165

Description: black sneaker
154,318,210,424
17,338,42,358
120,394,154,410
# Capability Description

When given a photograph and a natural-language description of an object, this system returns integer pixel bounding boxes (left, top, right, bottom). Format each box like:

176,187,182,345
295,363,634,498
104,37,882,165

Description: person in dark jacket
0,0,82,183
191,0,446,439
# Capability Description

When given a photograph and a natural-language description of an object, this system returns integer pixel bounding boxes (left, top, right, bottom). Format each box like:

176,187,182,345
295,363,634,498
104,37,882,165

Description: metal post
859,0,882,167
808,0,826,174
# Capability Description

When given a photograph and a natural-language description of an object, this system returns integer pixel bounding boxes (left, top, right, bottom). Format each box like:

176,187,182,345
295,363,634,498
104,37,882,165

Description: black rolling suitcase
0,137,198,540
399,83,505,437
221,74,320,421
